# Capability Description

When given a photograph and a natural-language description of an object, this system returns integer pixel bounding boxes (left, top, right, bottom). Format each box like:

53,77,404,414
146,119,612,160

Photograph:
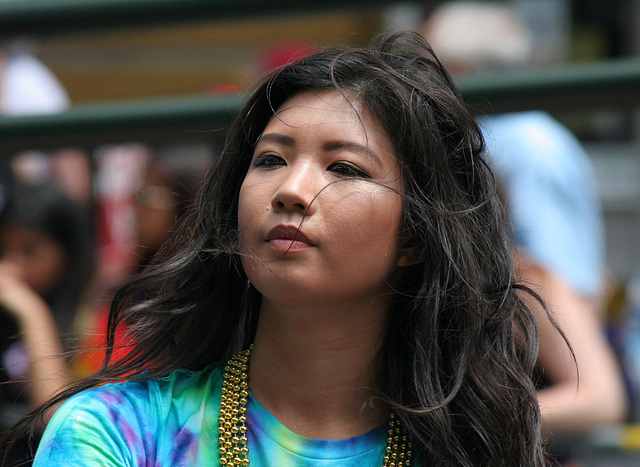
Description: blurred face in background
0,225,68,297
134,170,177,256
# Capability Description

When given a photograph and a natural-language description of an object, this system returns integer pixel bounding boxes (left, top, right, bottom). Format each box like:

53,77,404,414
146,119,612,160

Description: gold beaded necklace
217,346,413,466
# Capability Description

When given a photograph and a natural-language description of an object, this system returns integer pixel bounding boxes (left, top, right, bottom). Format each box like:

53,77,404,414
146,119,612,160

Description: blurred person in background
422,0,627,445
1,39,93,213
74,143,214,378
1,38,68,185
0,39,95,465
0,182,94,465
132,143,214,270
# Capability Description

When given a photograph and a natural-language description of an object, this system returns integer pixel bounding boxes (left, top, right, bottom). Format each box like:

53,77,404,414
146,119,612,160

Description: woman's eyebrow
323,140,383,168
256,133,294,146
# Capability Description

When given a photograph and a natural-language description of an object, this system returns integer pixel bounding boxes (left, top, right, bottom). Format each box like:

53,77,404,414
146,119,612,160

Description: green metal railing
0,94,243,154
0,0,397,37
2,56,639,154
457,56,640,115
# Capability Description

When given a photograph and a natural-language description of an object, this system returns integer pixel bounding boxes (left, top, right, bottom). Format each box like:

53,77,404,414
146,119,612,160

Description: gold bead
219,348,413,467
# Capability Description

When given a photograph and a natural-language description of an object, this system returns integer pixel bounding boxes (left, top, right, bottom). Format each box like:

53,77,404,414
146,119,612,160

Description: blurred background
0,0,640,465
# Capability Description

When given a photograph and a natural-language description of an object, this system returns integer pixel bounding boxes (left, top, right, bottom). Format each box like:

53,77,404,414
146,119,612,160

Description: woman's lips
266,225,315,251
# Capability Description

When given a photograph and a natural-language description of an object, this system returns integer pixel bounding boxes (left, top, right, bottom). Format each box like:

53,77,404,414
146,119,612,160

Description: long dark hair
5,32,555,465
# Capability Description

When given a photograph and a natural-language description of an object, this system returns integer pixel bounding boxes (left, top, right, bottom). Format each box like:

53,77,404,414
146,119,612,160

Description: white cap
422,1,533,73
2,46,69,115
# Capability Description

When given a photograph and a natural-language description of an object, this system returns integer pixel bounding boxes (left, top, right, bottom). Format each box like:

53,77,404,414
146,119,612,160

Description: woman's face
238,90,406,307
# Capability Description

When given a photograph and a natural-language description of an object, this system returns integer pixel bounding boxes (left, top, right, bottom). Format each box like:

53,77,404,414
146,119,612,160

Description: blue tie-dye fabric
34,363,391,466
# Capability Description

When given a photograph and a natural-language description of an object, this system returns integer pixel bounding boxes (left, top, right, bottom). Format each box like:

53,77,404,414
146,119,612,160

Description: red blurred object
259,40,319,73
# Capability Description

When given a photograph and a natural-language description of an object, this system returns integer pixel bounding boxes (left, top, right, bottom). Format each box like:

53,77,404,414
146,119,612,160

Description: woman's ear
396,246,424,268
396,228,425,268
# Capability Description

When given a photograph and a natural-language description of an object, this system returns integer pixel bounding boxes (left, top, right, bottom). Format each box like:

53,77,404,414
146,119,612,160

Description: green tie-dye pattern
34,364,395,466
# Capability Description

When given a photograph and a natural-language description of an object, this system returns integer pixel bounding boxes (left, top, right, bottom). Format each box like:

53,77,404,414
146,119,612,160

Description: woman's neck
248,297,390,439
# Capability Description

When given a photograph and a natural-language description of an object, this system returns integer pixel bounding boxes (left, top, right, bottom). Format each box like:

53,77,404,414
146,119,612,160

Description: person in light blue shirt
423,1,627,439
480,110,604,299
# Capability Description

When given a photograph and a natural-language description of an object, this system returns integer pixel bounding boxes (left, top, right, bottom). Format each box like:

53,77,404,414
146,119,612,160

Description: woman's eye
254,154,285,167
328,162,370,178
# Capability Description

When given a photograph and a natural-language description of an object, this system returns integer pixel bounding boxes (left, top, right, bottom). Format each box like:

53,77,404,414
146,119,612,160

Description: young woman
9,32,554,466
0,182,94,463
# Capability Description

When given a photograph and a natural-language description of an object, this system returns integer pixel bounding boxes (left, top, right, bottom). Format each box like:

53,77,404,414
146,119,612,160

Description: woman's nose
271,163,318,215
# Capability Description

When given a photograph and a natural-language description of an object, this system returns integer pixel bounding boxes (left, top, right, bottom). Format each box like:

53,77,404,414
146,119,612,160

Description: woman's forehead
261,90,379,140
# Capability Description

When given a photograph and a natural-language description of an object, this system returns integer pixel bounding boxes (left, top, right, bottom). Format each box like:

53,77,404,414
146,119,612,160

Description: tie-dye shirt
34,363,391,466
